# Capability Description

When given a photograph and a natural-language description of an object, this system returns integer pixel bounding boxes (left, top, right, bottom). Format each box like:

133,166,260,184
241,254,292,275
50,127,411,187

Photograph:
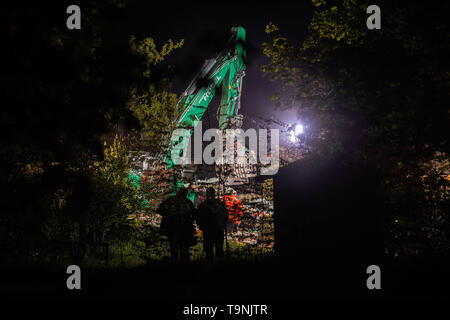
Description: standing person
193,185,205,209
158,188,196,262
195,187,228,262
221,188,243,234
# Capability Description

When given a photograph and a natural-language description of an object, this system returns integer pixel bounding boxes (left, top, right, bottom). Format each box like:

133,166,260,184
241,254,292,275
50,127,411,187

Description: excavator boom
167,26,247,168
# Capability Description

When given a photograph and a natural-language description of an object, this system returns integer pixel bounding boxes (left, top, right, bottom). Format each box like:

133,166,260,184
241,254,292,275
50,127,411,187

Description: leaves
2,3,185,262
265,21,279,34
262,0,450,255
129,36,184,78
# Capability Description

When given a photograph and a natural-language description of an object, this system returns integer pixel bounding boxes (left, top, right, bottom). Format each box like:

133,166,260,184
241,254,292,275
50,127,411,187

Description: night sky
122,1,313,131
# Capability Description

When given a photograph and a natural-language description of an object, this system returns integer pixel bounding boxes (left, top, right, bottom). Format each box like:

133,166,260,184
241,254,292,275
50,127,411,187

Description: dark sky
123,0,313,134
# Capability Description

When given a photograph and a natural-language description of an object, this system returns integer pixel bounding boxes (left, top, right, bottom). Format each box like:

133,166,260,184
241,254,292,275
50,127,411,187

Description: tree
262,0,449,256
127,36,184,154
1,2,184,263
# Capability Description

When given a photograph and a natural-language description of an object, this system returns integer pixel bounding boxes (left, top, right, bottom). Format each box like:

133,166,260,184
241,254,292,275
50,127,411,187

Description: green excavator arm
130,27,246,204
166,26,247,168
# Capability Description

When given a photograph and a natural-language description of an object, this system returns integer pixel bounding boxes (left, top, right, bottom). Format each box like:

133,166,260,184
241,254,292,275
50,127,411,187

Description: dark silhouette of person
195,187,228,262
158,188,196,262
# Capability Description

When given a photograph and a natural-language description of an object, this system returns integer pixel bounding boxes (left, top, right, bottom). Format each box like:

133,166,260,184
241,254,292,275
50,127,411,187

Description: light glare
294,124,304,135
290,131,296,143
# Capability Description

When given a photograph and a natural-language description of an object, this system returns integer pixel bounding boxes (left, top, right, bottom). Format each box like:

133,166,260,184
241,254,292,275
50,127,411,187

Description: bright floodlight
289,123,304,142
294,124,304,135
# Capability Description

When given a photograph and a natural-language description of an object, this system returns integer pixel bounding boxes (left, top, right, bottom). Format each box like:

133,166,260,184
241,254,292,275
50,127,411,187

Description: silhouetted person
195,187,228,262
158,188,196,262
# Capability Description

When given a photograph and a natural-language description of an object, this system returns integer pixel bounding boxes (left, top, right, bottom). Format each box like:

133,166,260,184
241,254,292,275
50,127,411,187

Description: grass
79,237,274,268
